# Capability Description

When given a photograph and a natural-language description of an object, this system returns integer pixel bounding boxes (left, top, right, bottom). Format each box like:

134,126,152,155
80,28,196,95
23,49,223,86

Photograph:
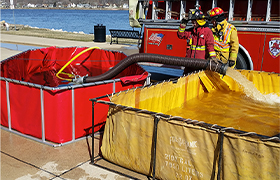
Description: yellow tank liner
95,70,279,180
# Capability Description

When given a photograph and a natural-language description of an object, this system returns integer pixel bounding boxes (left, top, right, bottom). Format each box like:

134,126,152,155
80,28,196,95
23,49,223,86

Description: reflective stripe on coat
212,20,239,64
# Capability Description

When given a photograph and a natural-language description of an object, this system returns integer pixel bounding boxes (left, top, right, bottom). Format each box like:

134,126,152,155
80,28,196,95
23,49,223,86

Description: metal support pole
91,100,95,164
165,1,171,20
246,0,253,21
228,0,235,21
180,0,186,20
152,116,159,180
6,81,11,131
89,95,111,164
113,80,116,94
217,132,224,180
72,88,75,141
40,88,45,142
266,0,272,22
152,1,156,20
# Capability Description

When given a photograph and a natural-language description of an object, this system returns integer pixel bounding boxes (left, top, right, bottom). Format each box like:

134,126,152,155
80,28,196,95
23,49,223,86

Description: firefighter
207,7,239,68
178,9,216,74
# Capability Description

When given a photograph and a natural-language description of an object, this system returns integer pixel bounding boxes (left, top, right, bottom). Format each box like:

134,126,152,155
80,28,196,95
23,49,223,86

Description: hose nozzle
206,60,228,76
219,63,228,76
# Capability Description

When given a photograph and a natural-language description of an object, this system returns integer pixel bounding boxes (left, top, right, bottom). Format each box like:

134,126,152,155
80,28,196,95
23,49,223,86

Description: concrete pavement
1,33,139,60
1,130,146,180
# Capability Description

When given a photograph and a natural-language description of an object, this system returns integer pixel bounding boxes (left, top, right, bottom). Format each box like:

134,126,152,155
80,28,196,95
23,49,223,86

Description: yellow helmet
188,9,207,20
196,19,206,26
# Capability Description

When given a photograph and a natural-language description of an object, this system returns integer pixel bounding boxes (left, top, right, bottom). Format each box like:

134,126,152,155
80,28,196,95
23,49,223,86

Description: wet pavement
1,130,147,179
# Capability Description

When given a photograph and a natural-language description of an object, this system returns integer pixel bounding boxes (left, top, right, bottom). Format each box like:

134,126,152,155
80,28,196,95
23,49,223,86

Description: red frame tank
0,47,148,144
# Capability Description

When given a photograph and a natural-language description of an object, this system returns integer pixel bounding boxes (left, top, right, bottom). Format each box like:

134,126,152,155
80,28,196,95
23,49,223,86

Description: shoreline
1,8,135,40
1,7,129,11
1,26,98,42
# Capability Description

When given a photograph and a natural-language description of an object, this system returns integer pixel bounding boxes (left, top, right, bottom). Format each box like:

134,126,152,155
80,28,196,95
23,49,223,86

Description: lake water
1,9,138,35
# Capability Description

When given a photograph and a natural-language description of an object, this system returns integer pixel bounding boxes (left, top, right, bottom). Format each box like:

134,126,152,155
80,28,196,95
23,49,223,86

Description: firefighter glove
210,57,223,64
228,60,236,67
181,18,189,25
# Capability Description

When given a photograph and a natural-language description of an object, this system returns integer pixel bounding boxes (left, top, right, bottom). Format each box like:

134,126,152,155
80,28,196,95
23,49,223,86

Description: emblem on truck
268,37,280,58
148,33,164,46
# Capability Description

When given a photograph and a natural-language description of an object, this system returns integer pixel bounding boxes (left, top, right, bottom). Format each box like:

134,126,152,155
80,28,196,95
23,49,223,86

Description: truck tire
235,53,248,70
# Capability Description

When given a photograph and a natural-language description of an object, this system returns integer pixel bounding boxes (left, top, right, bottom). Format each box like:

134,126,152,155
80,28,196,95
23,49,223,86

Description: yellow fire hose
56,47,100,81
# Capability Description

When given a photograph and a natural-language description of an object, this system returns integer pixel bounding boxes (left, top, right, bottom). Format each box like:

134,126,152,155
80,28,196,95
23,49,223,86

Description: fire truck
129,0,280,73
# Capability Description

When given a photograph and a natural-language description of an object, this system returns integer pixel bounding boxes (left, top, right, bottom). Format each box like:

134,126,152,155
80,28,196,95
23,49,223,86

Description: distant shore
1,7,129,11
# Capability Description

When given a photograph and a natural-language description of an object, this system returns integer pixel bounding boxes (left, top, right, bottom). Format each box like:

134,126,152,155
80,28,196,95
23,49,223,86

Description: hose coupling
219,63,228,76
72,76,85,84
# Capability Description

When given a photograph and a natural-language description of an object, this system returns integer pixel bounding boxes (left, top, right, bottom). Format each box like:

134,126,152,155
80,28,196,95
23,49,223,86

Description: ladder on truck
134,0,276,26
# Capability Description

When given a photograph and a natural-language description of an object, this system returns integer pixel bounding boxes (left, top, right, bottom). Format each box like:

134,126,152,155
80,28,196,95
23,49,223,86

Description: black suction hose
83,53,228,83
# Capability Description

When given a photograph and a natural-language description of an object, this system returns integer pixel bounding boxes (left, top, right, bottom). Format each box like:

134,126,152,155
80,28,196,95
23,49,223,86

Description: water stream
226,68,280,105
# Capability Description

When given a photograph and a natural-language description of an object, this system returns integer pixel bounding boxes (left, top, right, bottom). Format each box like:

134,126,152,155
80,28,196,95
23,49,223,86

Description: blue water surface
1,9,138,35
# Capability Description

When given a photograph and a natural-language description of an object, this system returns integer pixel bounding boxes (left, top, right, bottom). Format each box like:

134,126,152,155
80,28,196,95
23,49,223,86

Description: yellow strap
56,47,101,81
230,52,238,58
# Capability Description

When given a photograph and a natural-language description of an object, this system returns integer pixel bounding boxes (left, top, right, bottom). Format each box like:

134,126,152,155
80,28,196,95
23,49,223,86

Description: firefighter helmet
188,9,207,20
207,7,228,20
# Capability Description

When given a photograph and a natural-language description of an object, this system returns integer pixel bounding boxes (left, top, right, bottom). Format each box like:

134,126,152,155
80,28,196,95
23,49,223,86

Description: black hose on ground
83,53,228,83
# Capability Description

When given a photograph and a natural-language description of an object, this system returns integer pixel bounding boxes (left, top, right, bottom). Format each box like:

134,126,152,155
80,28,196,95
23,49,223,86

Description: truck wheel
235,53,248,70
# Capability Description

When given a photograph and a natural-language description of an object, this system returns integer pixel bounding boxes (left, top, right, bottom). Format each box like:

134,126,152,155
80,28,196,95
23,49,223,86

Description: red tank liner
0,46,148,145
